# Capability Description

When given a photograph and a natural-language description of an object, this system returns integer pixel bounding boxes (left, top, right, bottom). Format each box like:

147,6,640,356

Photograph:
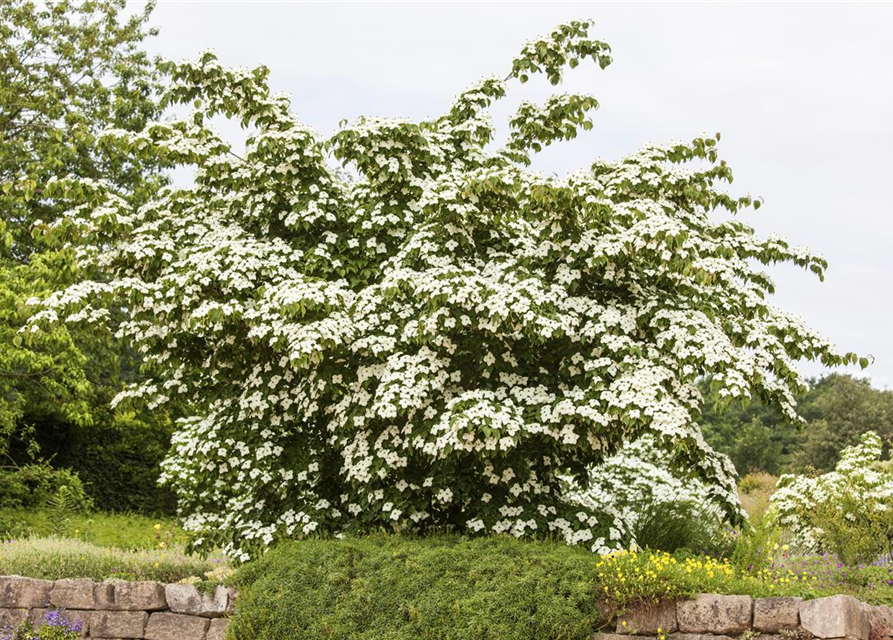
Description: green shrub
227,534,893,639
632,500,730,557
0,536,227,583
805,485,893,564
229,535,608,640
773,432,893,562
0,462,91,511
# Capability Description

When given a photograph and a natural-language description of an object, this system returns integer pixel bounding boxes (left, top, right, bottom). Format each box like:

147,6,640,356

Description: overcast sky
142,1,893,389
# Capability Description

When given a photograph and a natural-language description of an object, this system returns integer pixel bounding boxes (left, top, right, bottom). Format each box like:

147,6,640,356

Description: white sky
142,1,893,389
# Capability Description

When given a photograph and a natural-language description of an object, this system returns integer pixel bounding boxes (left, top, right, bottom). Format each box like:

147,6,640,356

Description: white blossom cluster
567,435,732,548
772,432,892,551
29,20,857,560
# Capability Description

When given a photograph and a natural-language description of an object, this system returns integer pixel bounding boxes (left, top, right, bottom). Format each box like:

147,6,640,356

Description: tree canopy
1,0,173,512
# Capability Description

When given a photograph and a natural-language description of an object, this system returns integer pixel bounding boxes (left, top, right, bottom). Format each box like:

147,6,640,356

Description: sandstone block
144,612,210,640
99,581,167,611
866,605,893,638
677,594,753,634
617,600,678,634
224,587,237,615
754,597,801,632
0,608,28,629
800,595,870,640
51,578,96,610
0,576,54,608
207,618,230,640
90,610,148,639
672,634,738,640
94,582,114,609
165,583,229,618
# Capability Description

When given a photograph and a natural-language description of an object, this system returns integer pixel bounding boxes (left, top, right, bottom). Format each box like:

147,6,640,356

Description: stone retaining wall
4,578,893,640
0,576,236,639
599,594,893,640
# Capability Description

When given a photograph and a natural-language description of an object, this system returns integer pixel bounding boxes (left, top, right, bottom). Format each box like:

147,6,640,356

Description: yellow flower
154,523,162,531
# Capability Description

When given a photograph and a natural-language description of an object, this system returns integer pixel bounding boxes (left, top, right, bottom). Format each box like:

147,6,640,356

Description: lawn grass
0,508,186,550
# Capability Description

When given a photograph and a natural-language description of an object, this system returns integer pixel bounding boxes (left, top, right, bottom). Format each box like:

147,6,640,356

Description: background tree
791,375,893,472
700,373,893,476
0,0,174,513
33,20,862,559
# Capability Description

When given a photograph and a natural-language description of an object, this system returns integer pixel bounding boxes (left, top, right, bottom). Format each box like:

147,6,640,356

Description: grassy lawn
0,508,186,550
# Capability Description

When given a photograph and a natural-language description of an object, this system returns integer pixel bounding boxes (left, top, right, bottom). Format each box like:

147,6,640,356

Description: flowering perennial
1,608,82,640
28,20,859,560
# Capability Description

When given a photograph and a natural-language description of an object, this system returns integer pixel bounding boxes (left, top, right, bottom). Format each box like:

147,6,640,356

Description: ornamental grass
0,536,227,583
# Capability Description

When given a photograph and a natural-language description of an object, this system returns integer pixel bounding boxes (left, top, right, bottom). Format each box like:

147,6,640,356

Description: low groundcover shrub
228,535,606,640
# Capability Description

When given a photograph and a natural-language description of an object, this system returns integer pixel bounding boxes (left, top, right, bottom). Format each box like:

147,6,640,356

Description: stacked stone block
0,576,235,639
598,593,887,640
5,578,893,640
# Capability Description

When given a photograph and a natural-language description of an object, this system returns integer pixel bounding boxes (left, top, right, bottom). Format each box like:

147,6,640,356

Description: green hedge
26,410,176,514
228,535,606,640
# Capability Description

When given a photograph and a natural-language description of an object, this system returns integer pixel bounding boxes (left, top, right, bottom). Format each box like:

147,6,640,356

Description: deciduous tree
32,20,861,559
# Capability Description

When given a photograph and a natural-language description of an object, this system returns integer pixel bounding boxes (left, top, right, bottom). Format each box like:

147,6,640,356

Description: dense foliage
229,536,607,640
26,408,177,514
569,435,728,553
0,0,165,255
30,19,861,560
0,0,173,513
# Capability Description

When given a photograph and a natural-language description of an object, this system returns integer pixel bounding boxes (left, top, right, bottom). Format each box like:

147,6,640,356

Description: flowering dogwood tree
772,432,893,559
30,20,862,560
